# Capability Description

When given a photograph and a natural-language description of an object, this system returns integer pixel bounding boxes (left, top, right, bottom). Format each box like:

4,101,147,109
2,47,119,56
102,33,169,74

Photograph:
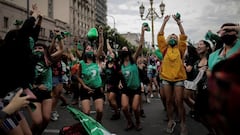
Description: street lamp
113,43,119,52
108,15,117,49
139,0,165,47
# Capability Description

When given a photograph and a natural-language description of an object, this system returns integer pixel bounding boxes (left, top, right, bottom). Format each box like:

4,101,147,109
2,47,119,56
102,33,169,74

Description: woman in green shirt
118,25,146,131
76,27,105,123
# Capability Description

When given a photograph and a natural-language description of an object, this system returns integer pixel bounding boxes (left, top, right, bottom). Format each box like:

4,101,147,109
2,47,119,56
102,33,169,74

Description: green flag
67,106,112,135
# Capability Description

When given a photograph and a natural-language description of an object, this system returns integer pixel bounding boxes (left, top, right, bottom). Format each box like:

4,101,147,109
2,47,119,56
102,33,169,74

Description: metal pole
108,15,117,48
150,0,154,47
108,15,116,30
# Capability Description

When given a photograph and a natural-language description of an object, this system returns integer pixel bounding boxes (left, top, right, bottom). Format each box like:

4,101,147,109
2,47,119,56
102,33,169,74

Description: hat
13,20,23,26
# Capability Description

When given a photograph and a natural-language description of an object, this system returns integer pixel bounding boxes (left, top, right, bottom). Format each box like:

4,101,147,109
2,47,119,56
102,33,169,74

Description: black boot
140,109,146,118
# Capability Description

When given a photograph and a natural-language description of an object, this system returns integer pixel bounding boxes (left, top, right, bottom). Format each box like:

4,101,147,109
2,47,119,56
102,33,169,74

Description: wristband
0,110,9,120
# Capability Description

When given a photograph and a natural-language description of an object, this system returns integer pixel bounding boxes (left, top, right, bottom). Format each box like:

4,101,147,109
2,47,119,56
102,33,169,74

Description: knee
121,106,128,112
32,118,43,127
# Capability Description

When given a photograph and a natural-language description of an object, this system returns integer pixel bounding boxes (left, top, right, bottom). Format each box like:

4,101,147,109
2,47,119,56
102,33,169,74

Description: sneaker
150,94,154,98
51,111,59,121
146,97,151,103
166,121,176,134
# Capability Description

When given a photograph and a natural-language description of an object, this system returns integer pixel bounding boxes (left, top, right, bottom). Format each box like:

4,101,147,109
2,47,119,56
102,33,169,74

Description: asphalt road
43,93,208,135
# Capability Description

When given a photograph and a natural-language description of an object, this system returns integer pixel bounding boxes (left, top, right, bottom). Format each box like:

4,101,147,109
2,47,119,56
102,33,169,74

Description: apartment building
0,0,107,43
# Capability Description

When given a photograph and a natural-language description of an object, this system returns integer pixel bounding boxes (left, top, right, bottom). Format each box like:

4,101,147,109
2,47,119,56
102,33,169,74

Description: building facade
121,32,141,47
0,0,107,43
96,0,107,26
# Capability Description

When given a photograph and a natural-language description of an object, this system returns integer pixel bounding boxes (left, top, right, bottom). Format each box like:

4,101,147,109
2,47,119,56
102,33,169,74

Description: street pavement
43,93,208,135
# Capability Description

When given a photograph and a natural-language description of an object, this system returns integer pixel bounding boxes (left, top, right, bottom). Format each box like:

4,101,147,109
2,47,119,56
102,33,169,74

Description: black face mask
121,51,130,58
33,51,44,61
221,34,238,45
84,52,94,59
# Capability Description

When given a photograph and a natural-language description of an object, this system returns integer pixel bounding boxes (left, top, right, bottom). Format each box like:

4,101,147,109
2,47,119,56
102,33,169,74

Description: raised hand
172,14,181,24
163,15,170,23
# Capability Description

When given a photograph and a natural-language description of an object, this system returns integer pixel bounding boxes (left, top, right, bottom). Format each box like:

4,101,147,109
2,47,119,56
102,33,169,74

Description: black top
0,17,39,98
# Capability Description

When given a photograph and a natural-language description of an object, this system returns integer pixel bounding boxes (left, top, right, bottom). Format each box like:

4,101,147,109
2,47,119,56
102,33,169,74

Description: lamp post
139,0,165,47
113,43,119,52
108,15,117,49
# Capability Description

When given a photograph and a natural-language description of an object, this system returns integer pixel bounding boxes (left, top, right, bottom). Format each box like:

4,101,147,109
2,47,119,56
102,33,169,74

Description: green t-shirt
208,39,240,71
121,63,140,90
80,60,102,88
154,49,163,60
34,62,53,91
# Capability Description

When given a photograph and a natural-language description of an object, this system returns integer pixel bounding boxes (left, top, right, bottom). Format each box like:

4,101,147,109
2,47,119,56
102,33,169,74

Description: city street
43,93,208,135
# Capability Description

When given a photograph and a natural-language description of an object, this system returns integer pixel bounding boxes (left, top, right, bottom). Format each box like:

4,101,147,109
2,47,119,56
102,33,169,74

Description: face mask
107,56,114,62
33,51,44,61
221,34,237,45
121,51,130,58
85,51,94,58
168,39,177,46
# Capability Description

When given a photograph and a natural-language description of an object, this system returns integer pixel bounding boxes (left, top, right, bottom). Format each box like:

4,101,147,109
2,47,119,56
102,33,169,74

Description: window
3,17,8,29
40,28,45,37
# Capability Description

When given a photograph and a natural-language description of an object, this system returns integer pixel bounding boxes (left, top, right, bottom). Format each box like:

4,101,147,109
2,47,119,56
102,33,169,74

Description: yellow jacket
157,33,187,82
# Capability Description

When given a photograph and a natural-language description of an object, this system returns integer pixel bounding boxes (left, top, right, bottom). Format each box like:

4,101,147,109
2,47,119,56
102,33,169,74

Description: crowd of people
0,3,240,135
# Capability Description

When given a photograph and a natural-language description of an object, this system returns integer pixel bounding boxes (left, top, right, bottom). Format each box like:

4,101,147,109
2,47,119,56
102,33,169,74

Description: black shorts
121,87,141,97
106,84,120,94
79,87,105,101
32,89,52,102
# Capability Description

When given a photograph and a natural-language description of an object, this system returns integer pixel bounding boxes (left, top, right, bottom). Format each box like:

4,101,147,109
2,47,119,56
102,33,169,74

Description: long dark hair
119,50,135,65
34,43,52,65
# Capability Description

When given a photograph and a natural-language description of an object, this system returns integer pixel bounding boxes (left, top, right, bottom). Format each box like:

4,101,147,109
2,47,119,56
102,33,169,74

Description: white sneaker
146,97,151,104
150,94,154,98
54,111,60,117
51,111,59,121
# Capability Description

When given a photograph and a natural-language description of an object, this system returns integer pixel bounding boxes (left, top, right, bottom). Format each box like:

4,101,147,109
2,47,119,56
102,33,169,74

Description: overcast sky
107,0,240,45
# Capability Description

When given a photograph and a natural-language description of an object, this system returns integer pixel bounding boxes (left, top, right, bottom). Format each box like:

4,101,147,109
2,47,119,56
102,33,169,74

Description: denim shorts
162,80,184,87
52,76,63,87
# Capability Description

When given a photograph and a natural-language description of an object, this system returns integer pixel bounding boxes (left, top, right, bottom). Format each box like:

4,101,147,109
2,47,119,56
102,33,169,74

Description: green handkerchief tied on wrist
142,22,150,31
176,12,181,20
